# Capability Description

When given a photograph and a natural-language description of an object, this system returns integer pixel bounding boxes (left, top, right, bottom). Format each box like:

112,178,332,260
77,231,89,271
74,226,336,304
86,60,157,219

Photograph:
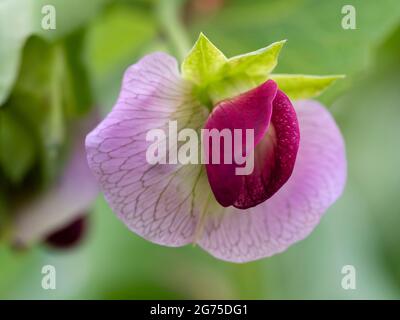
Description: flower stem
156,0,191,62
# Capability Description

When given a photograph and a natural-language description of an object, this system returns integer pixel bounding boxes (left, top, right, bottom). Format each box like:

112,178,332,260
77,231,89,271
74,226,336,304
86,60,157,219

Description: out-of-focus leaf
0,0,108,105
84,3,158,109
63,30,93,117
0,189,8,236
8,33,92,186
0,110,36,183
377,24,400,69
270,74,344,100
10,37,66,185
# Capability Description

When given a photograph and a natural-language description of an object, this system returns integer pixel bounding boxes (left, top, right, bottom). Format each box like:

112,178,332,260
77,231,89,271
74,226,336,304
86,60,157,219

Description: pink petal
198,100,347,262
12,112,99,246
85,53,209,246
204,81,300,209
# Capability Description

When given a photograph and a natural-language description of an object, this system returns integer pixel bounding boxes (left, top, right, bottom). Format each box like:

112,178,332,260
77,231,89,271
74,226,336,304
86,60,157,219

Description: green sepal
182,33,227,86
270,74,345,100
182,34,285,106
182,33,344,106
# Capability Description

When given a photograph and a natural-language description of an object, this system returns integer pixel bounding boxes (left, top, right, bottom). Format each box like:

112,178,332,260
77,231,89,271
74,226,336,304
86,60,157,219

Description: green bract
271,74,345,100
181,33,344,106
182,33,226,85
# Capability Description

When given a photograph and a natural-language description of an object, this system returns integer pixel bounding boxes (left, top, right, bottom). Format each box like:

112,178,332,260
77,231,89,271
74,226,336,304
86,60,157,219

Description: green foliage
0,0,108,105
0,110,35,183
6,36,88,186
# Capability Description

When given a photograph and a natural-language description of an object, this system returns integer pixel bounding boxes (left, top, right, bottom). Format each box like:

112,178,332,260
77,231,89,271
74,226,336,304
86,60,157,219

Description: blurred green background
1,0,400,299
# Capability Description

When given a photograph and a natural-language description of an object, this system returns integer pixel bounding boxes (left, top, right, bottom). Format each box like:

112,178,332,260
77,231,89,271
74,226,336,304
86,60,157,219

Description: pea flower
11,113,98,248
85,34,346,262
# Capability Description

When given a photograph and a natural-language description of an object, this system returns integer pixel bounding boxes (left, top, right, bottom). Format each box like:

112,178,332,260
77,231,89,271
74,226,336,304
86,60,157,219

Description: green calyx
181,33,344,107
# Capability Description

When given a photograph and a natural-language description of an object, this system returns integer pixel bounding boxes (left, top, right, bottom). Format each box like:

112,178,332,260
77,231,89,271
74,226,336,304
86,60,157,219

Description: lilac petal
85,53,209,246
198,100,347,263
12,113,99,247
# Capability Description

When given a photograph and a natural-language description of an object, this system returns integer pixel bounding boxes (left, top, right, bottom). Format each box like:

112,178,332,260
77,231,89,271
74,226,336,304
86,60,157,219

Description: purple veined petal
12,113,99,247
198,100,347,263
85,52,210,246
204,80,300,209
